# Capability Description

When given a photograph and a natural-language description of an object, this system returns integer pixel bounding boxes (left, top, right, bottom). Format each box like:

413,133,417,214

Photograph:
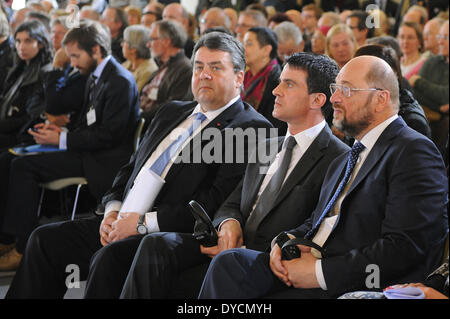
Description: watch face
137,225,147,235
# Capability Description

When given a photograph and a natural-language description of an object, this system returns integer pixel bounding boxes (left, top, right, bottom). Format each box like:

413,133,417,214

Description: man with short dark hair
117,52,350,299
100,6,127,62
346,10,373,47
199,55,448,299
0,20,140,271
5,31,273,298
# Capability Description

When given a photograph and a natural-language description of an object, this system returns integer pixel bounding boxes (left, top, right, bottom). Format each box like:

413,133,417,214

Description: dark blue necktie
305,141,365,239
150,112,207,176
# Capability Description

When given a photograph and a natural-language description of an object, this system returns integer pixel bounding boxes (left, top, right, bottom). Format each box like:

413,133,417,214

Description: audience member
273,21,304,64
162,3,195,58
199,7,230,35
317,11,340,36
311,29,326,54
326,24,357,69
118,52,349,299
5,31,273,299
0,11,14,93
224,7,238,35
124,6,141,26
242,26,286,134
10,7,31,33
404,5,428,30
50,17,68,52
140,20,192,124
361,0,398,18
79,6,101,21
354,44,431,138
0,20,140,271
368,8,390,37
285,9,302,31
100,6,127,63
423,17,446,57
398,22,427,80
346,10,374,47
410,20,449,157
301,3,321,52
235,9,267,43
121,24,158,92
198,55,448,299
267,12,292,30
140,2,163,29
0,20,52,151
25,10,51,32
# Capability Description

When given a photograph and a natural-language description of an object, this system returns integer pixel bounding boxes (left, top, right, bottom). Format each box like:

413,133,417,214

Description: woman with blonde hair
325,23,357,68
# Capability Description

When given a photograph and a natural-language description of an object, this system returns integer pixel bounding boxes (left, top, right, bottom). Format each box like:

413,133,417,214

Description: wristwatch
136,214,148,235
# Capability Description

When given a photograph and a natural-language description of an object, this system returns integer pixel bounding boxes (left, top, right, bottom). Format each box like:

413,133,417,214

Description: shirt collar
357,114,398,153
193,95,240,121
92,55,111,83
284,120,326,151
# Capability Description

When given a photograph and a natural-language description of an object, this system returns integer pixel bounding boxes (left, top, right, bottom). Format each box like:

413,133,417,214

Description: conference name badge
87,107,96,126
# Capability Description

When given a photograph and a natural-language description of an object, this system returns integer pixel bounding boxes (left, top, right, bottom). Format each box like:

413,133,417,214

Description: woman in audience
325,23,357,69
242,26,286,135
121,24,158,92
0,20,52,151
354,44,431,139
398,21,427,80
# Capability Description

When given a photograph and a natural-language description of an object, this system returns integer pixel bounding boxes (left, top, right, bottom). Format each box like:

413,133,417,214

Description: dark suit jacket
67,57,140,199
101,99,273,233
213,124,350,251
289,117,448,297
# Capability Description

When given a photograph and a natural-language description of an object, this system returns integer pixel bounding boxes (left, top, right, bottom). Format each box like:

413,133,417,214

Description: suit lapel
241,137,283,215
163,99,244,182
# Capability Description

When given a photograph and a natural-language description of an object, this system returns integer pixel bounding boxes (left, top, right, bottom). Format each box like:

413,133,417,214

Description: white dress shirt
314,114,398,290
104,95,241,233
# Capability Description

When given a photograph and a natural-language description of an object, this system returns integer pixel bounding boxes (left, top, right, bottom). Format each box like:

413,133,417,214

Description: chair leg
37,188,45,217
71,184,83,221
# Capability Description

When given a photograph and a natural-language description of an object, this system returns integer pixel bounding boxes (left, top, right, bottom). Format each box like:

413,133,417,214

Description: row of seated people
0,2,447,299
0,19,447,300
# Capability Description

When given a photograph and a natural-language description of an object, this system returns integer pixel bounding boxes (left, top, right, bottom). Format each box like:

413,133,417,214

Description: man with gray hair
140,19,193,124
199,55,448,299
273,21,304,63
199,7,230,35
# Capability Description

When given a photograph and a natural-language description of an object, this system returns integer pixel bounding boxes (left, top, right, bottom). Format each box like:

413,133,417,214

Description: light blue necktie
150,112,207,176
305,141,366,239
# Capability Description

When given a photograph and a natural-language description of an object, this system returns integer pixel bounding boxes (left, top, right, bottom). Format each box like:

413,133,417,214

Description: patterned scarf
242,59,278,110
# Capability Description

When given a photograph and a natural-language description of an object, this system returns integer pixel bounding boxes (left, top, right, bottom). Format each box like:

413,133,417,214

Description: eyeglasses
330,83,383,98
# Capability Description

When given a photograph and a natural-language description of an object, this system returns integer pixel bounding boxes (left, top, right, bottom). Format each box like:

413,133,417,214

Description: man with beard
198,55,448,299
0,20,140,271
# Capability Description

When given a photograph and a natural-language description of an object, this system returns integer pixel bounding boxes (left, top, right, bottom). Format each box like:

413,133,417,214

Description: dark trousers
198,248,330,299
0,151,84,252
120,232,211,299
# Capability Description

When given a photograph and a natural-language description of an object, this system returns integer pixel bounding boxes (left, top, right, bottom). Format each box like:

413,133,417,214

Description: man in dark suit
198,55,448,299
0,20,140,271
117,53,349,299
5,31,273,298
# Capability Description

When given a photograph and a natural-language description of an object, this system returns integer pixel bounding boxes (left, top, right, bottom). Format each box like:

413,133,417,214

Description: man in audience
301,3,321,52
140,2,163,29
403,5,429,30
118,52,350,299
5,31,273,298
198,55,448,299
100,6,127,63
199,7,230,35
346,10,374,47
423,17,446,57
273,21,304,65
235,9,267,43
162,2,195,58
79,6,101,21
0,20,140,271
139,20,192,124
